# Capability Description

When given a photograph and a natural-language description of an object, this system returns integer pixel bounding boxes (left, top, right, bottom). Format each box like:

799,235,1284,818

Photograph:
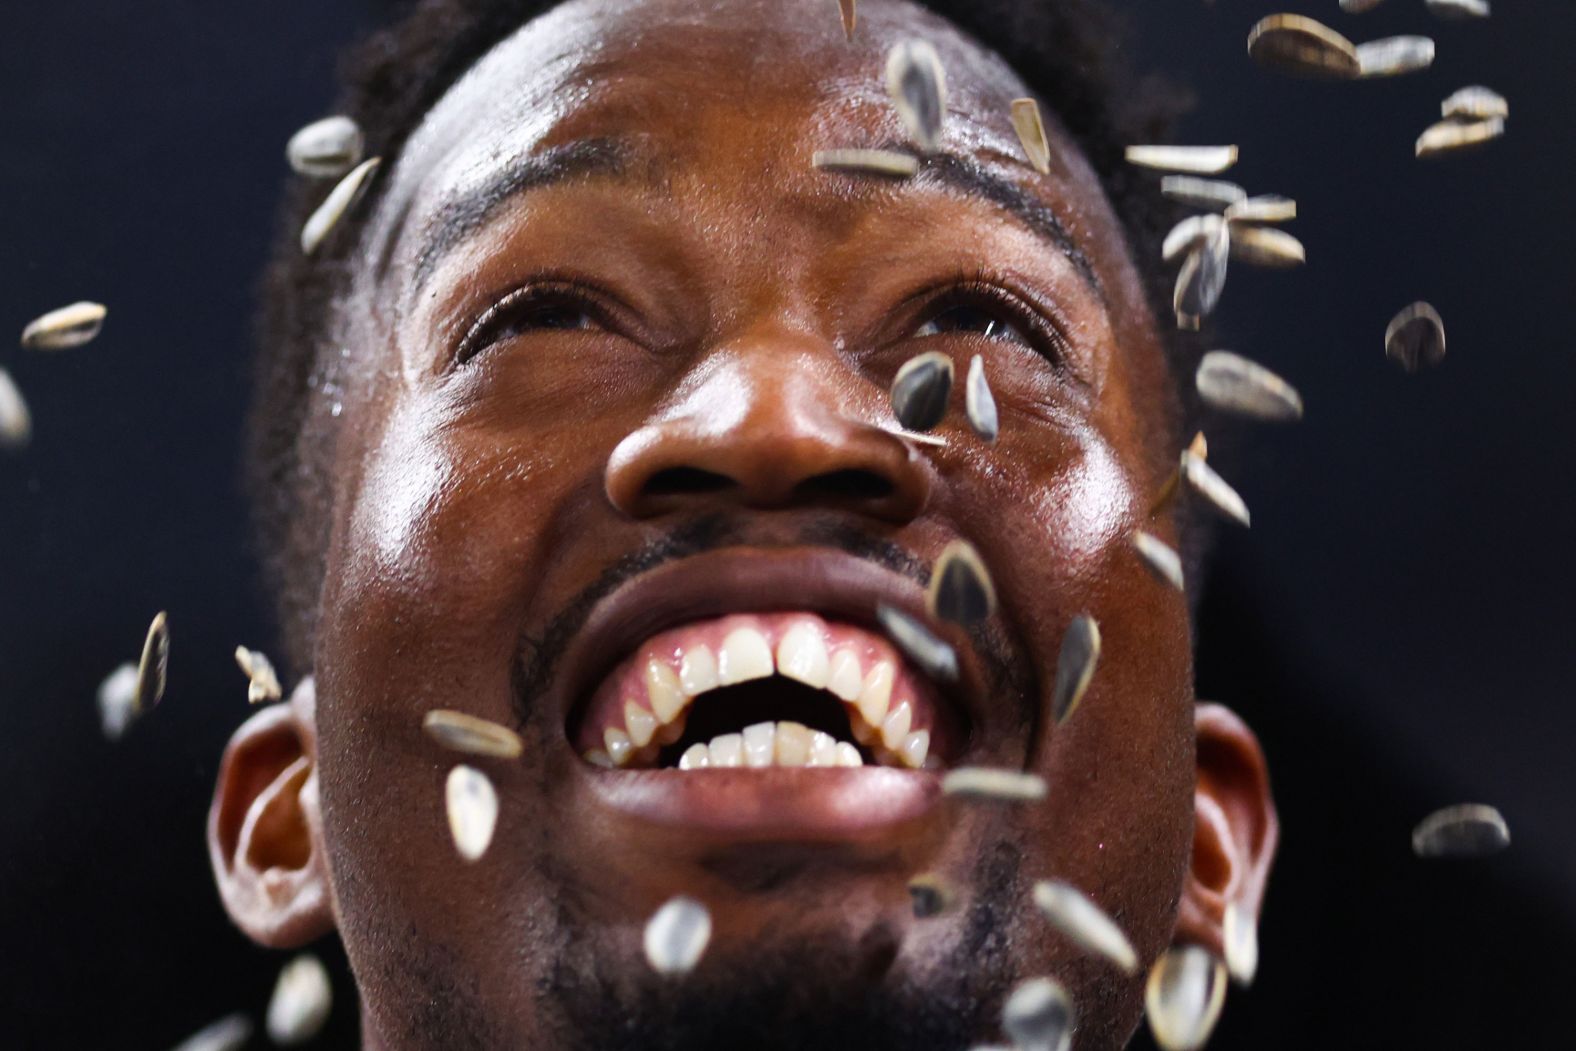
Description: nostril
792,469,896,503
644,466,737,497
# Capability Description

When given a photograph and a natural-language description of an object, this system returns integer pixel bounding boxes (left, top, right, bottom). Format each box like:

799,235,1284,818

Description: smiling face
209,1,1277,1048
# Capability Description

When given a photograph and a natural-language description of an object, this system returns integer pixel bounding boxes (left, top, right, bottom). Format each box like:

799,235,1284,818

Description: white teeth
827,649,864,701
880,699,913,750
624,700,658,748
809,730,840,766
742,721,777,767
775,622,830,688
584,749,615,768
645,659,687,723
718,627,774,685
604,726,634,766
900,729,930,768
836,742,864,767
857,661,894,729
678,644,719,697
775,721,813,766
708,732,744,767
679,743,710,769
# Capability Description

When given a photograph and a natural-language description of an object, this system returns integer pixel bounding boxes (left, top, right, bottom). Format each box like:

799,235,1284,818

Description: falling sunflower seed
812,148,919,178
266,953,332,1046
1180,451,1250,527
1412,803,1510,858
1162,215,1225,265
20,301,106,351
1385,301,1446,373
1228,226,1306,269
1416,117,1504,159
1151,431,1210,516
907,873,954,918
1032,880,1139,974
1145,945,1228,1051
0,368,31,450
1132,531,1184,592
1161,176,1246,211
445,764,498,862
964,354,999,442
876,603,959,682
1173,221,1230,330
1223,195,1296,224
836,0,856,41
1002,976,1074,1051
1442,85,1508,122
1125,145,1238,175
1426,0,1490,19
97,662,139,741
644,896,712,975
1010,98,1051,175
233,645,282,704
890,350,954,431
422,709,524,759
170,1013,253,1051
300,156,381,256
1222,902,1259,987
1247,15,1361,79
135,611,170,717
927,539,997,627
286,115,364,178
1339,0,1386,12
1196,351,1304,422
1356,36,1436,79
1051,615,1100,725
941,766,1047,802
885,39,947,152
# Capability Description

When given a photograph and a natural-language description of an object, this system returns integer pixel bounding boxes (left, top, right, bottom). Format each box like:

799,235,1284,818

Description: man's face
258,0,1217,1046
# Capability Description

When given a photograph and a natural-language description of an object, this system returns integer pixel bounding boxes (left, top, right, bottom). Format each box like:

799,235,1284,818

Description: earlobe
207,676,335,948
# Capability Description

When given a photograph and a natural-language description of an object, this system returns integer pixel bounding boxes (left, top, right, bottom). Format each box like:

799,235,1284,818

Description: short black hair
250,0,1193,672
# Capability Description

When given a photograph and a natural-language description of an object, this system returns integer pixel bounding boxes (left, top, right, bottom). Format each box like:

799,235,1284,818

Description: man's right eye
456,286,602,363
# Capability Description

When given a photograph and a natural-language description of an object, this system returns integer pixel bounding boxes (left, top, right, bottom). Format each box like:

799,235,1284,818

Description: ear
207,675,335,947
1174,703,1278,982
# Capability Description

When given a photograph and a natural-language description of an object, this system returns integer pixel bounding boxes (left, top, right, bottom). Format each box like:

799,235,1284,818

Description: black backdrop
1,2,1571,1048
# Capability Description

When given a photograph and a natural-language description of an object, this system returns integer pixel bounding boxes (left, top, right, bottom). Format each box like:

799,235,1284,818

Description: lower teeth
673,721,866,769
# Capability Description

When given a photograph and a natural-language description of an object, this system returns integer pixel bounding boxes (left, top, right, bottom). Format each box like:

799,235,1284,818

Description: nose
605,339,932,523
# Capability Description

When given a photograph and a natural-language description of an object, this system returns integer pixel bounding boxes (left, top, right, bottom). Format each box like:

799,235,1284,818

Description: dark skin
209,1,1276,1047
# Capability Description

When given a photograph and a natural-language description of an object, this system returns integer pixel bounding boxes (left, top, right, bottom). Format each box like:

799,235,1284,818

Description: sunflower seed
644,896,712,975
1224,195,1296,224
941,766,1047,802
812,148,919,178
1150,432,1209,517
135,611,170,716
1426,0,1490,19
266,954,332,1046
422,709,524,759
97,662,139,741
1132,531,1184,591
1173,221,1230,329
20,301,106,350
300,156,381,255
1223,902,1259,987
1340,0,1386,12
1010,98,1051,174
1188,431,1208,459
1032,880,1139,974
837,0,856,41
1384,302,1446,373
890,350,954,431
1145,945,1228,1051
170,1013,252,1051
1180,451,1250,527
286,115,364,178
1161,176,1247,211
885,39,947,152
1248,15,1361,79
1412,803,1510,858
962,354,999,442
1416,117,1504,159
1228,226,1306,269
1162,215,1225,265
0,368,31,449
1051,615,1100,724
233,645,282,704
1125,145,1238,175
907,873,954,917
445,764,498,862
1442,85,1508,121
1357,36,1436,78
1002,976,1074,1051
1196,351,1304,422
927,540,997,627
876,603,959,682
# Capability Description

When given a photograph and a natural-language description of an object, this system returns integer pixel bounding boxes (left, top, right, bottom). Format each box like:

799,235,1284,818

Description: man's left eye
912,303,1031,347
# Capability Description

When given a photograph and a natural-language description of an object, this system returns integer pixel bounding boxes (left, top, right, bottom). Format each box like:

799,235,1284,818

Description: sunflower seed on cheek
1196,351,1304,422
299,156,381,255
1132,531,1184,591
422,709,524,759
1412,803,1510,858
644,896,712,975
926,540,996,627
1010,98,1052,174
445,764,498,862
1385,301,1447,373
1247,15,1361,79
1180,451,1251,527
875,603,959,683
885,39,947,152
890,350,954,431
0,368,31,449
1051,614,1100,725
1125,145,1238,175
907,873,954,918
286,115,364,178
1002,976,1075,1051
1145,945,1228,1051
811,148,918,178
170,1013,253,1051
233,645,282,704
964,354,998,442
266,954,332,1046
20,301,106,350
941,766,1047,802
1031,879,1139,974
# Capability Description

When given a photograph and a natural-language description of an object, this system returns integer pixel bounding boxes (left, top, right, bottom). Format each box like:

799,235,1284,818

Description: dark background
1,1,1570,1047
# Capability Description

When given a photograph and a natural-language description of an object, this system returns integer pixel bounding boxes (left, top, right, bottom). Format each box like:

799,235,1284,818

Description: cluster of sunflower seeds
233,645,282,704
168,1013,253,1051
1250,14,1434,80
907,873,955,918
1195,351,1304,422
927,540,997,627
885,39,947,152
1051,615,1100,725
1412,803,1510,858
1002,976,1074,1051
1131,531,1184,592
811,148,919,178
286,115,364,178
1010,98,1052,175
1222,901,1260,987
99,611,169,740
445,764,499,861
1159,170,1304,327
1031,880,1139,974
940,766,1047,802
1145,945,1228,1051
1420,81,1508,162
643,896,712,975
1384,301,1447,372
20,301,107,350
965,355,999,441
265,953,333,1046
422,709,525,759
300,157,381,256
876,603,960,682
